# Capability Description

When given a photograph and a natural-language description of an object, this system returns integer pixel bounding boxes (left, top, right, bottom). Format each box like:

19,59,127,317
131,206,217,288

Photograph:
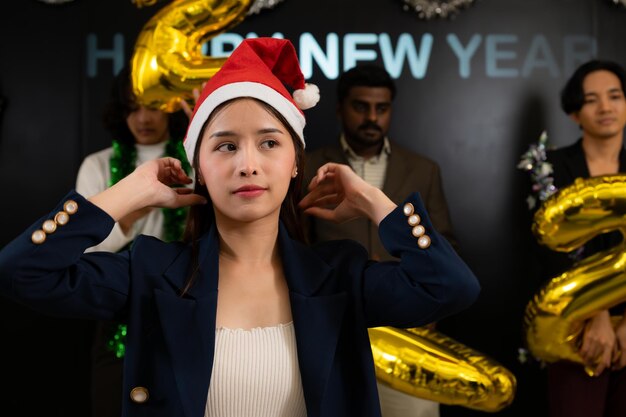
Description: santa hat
183,38,320,163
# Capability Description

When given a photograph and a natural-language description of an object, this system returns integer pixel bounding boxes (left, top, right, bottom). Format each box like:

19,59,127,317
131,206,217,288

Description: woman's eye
260,140,277,149
216,143,237,152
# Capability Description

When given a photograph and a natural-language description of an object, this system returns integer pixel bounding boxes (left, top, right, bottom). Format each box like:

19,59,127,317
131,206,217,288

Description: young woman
78,65,191,253
0,38,479,417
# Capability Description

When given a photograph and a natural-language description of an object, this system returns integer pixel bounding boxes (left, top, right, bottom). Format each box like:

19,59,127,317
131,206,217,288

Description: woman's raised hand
89,157,206,222
299,162,396,225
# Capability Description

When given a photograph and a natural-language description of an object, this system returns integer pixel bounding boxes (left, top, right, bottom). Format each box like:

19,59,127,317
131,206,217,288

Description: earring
197,176,205,185
292,168,298,178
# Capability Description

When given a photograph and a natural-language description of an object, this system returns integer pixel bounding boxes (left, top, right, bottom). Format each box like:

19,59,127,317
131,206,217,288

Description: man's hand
612,315,626,370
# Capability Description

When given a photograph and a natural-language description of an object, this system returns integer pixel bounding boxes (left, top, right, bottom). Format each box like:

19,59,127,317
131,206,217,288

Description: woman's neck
215,214,281,265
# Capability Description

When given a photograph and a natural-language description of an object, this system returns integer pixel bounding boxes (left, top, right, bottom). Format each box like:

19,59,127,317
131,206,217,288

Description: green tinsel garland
107,138,192,359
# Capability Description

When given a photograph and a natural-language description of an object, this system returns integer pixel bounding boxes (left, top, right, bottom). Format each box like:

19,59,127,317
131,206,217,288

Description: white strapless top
205,322,307,417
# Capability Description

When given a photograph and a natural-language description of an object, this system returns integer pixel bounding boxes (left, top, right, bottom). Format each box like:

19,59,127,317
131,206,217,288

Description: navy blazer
0,191,479,417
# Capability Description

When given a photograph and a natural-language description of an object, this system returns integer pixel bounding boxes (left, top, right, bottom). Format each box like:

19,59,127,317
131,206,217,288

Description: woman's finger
309,168,332,190
300,181,340,208
174,187,194,195
165,192,207,208
304,194,342,209
302,206,337,222
315,163,340,185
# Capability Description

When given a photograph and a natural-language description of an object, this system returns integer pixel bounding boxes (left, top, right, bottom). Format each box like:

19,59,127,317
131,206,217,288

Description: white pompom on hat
183,38,320,163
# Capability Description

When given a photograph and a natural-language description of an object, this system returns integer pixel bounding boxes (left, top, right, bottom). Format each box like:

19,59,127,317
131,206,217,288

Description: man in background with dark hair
532,59,626,417
305,64,456,257
305,64,457,417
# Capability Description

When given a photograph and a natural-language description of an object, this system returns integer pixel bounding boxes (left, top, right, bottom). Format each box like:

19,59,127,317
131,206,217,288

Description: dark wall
1,0,625,416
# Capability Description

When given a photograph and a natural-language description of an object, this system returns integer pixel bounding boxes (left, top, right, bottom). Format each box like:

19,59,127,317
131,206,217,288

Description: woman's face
197,99,297,224
126,105,170,145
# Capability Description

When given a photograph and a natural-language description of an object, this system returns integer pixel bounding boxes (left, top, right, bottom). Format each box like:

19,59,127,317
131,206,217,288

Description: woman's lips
233,185,267,198
137,129,156,135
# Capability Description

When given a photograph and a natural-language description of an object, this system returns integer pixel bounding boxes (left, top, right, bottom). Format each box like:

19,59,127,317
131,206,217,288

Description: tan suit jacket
304,141,457,261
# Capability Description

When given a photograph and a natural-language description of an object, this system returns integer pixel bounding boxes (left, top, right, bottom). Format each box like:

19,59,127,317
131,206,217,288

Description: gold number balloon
131,0,254,112
525,175,626,373
369,327,516,412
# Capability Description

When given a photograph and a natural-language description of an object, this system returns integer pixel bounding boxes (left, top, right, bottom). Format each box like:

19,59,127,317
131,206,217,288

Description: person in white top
76,65,192,417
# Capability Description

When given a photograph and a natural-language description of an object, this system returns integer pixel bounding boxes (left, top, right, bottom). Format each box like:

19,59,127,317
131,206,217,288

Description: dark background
1,0,625,416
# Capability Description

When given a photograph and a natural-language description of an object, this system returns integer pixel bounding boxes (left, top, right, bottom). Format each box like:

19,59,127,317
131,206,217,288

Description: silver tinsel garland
129,0,284,13
401,0,476,20
37,0,75,4
129,0,285,13
248,0,285,15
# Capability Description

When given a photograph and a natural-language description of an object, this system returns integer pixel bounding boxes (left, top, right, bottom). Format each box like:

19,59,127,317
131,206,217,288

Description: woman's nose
135,106,151,121
237,147,259,177
239,167,258,177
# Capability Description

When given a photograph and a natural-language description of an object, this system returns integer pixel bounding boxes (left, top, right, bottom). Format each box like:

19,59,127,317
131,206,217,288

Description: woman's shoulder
129,235,190,269
132,235,187,253
308,238,369,265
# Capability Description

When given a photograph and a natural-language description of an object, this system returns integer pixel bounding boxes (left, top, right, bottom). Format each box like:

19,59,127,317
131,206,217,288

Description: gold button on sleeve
31,230,46,244
408,214,421,226
63,200,78,215
54,211,70,226
130,387,149,403
42,220,57,234
403,203,414,217
412,225,426,237
417,235,431,249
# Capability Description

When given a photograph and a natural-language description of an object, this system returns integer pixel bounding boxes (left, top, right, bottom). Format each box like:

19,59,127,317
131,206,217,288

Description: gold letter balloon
525,175,626,375
131,0,254,112
369,327,516,412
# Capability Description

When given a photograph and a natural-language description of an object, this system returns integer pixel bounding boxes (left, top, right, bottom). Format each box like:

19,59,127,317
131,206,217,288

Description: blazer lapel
278,225,347,417
155,226,220,417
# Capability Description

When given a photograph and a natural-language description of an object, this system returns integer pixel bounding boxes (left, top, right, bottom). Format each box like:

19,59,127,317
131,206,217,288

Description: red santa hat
183,37,320,163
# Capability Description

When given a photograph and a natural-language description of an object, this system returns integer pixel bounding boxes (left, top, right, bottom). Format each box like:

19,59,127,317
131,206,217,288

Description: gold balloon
525,175,626,374
369,326,516,412
131,0,254,112
132,0,159,7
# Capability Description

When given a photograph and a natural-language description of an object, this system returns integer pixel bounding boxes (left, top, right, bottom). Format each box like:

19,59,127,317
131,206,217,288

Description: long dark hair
180,98,307,295
102,66,189,144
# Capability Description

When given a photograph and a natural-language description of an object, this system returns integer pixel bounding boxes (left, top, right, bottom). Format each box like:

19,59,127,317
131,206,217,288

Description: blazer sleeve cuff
378,192,440,258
